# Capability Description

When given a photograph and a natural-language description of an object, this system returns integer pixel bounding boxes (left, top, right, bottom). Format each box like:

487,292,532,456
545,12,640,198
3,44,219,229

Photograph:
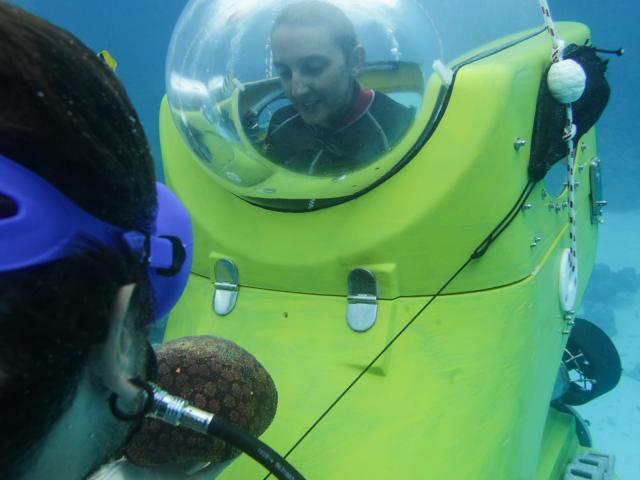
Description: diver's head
271,1,365,128
0,4,162,479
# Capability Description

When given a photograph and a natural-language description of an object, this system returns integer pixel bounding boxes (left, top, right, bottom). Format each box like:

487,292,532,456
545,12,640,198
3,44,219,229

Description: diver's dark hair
0,4,155,477
272,0,358,58
0,4,156,230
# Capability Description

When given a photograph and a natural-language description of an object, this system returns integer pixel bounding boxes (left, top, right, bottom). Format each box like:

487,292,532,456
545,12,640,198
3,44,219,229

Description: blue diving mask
0,153,193,320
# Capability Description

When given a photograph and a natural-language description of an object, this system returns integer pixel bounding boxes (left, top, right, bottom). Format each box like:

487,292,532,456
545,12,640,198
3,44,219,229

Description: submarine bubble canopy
166,0,542,210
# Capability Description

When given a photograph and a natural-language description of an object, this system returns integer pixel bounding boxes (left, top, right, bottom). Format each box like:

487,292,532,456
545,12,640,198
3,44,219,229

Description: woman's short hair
272,1,358,58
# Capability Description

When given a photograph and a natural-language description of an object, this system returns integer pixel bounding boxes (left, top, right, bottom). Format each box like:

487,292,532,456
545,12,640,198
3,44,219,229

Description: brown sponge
125,336,277,467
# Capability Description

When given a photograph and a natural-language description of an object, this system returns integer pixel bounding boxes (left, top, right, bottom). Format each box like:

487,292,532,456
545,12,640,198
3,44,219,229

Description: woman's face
272,25,359,128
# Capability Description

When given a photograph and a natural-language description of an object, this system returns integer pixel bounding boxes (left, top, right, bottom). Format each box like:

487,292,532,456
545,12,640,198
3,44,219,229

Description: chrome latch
212,259,238,316
346,268,378,332
589,157,607,224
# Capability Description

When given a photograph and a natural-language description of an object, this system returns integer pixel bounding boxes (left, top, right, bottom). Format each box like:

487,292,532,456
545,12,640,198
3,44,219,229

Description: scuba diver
0,4,162,479
265,0,415,175
0,5,303,480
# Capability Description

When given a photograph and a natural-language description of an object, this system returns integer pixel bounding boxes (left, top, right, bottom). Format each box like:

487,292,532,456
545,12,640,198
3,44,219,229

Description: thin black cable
263,181,536,478
273,256,473,468
472,181,535,259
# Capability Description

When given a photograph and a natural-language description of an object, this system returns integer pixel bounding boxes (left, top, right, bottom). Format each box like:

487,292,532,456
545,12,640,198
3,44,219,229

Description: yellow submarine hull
160,22,604,479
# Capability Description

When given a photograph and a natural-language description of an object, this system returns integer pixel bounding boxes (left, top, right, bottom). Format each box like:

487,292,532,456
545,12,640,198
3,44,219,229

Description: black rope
263,180,537,478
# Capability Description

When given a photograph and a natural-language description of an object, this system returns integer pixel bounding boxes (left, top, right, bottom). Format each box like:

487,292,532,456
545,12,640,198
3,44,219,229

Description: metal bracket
212,259,238,316
514,137,527,151
564,451,616,480
346,268,378,332
530,235,542,248
589,157,607,224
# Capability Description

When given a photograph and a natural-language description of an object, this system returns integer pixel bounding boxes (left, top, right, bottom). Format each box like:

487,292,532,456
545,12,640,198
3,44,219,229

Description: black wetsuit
265,85,414,175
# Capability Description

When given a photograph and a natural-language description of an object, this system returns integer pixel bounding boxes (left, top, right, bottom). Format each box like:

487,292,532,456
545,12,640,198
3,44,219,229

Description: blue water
10,0,640,477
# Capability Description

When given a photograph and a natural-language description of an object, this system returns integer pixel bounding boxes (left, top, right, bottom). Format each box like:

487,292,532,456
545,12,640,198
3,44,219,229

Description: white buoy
547,59,587,104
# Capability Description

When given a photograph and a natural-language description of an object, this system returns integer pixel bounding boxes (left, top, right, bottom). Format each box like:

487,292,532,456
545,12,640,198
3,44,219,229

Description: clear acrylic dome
166,0,542,210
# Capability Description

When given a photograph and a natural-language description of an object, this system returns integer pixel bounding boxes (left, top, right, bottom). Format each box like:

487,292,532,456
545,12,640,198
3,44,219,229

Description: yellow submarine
157,0,622,477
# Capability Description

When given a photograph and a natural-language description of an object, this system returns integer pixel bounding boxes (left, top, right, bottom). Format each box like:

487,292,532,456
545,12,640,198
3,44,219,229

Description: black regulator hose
207,414,303,480
146,382,305,480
